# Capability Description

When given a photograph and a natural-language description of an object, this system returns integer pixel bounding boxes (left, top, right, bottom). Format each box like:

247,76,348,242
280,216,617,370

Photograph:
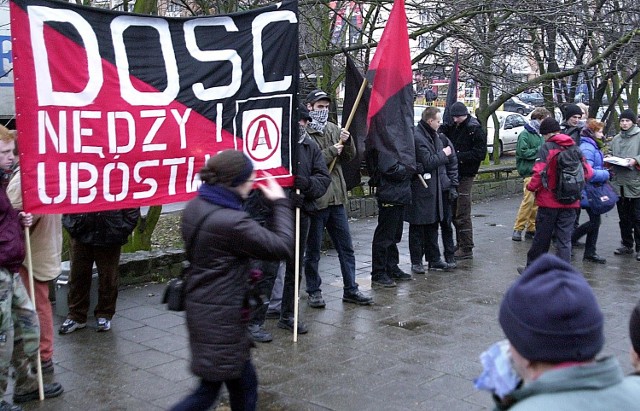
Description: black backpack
541,142,585,204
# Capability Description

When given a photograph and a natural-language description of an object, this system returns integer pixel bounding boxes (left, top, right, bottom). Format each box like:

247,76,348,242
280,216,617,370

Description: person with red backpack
520,118,593,270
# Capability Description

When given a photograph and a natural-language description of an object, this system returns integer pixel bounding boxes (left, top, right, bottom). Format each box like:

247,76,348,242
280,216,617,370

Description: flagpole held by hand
328,79,369,173
293,189,301,342
418,174,428,189
24,228,45,401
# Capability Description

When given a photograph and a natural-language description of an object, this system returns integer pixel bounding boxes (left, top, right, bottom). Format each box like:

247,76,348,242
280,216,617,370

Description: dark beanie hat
450,102,469,116
631,300,640,355
499,254,604,363
539,117,561,135
199,150,254,187
563,103,583,120
620,109,637,123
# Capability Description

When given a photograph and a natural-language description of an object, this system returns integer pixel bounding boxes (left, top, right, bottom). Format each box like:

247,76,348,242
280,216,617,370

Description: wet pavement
15,195,640,410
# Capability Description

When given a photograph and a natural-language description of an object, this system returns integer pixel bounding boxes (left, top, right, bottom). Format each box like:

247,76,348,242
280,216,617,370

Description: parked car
518,91,544,106
503,96,535,115
486,111,527,156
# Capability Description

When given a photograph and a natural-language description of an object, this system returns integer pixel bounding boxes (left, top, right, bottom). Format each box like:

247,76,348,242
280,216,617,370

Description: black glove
294,176,310,191
415,163,425,174
292,193,305,209
448,187,459,202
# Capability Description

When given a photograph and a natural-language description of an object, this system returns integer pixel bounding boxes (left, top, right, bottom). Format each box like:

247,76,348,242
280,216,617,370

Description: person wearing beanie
630,300,640,375
610,108,640,261
571,119,610,264
495,254,640,409
171,150,293,410
304,90,373,305
512,108,551,242
439,101,487,260
519,117,593,269
560,103,584,144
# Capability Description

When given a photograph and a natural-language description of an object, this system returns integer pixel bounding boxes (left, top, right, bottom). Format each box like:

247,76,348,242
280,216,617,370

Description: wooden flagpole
293,189,301,342
24,228,45,401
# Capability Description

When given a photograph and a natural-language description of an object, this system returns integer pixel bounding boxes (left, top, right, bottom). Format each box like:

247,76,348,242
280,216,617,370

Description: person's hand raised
257,172,286,201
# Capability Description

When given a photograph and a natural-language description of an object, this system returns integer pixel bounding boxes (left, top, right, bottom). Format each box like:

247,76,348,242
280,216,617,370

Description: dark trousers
572,208,601,256
440,193,455,260
67,240,121,322
281,213,310,320
408,223,440,264
527,207,575,265
170,360,258,411
371,203,405,277
250,260,280,326
452,176,474,249
617,196,640,251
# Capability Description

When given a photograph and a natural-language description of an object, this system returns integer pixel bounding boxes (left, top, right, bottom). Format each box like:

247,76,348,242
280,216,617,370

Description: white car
486,111,527,156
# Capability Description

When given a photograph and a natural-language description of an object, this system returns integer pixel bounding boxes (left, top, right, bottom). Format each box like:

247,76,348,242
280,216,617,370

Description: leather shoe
371,274,397,288
307,292,326,308
390,270,412,281
583,254,606,264
13,382,63,404
614,246,634,255
411,264,425,274
428,259,451,271
248,324,273,343
342,291,373,305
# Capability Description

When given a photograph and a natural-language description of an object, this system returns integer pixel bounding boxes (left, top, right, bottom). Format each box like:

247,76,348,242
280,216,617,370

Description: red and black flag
10,0,298,214
341,53,370,191
442,50,459,126
365,0,415,174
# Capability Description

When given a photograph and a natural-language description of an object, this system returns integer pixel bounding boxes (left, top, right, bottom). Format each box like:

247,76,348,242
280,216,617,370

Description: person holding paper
610,109,640,261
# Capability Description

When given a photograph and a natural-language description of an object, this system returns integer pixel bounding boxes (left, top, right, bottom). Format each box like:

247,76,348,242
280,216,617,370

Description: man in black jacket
439,102,487,260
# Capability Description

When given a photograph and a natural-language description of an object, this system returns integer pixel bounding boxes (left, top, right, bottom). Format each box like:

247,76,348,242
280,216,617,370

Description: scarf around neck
198,183,244,210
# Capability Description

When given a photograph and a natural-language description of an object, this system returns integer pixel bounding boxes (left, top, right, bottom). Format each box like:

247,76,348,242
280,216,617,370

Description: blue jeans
170,360,257,411
304,205,358,295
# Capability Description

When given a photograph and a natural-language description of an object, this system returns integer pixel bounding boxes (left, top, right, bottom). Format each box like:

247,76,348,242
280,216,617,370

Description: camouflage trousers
0,267,41,396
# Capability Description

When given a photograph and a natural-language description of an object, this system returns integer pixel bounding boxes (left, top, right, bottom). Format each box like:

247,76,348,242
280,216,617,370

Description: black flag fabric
442,51,459,127
341,54,370,191
365,0,416,175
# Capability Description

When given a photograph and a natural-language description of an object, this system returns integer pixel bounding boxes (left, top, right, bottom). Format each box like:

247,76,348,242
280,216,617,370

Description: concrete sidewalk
17,195,640,410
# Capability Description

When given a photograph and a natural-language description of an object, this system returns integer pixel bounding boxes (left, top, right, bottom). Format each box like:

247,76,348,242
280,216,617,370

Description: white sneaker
59,319,86,335
96,317,111,332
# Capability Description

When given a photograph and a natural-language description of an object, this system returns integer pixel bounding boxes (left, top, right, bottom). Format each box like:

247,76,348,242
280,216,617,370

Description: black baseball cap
305,89,331,105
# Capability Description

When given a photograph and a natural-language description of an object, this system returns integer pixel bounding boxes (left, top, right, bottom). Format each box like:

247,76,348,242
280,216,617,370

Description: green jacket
515,126,544,177
610,125,640,198
306,122,355,210
496,357,640,411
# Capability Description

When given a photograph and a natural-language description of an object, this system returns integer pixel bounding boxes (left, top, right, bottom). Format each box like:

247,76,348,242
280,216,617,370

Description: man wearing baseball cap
303,90,373,308
496,254,640,409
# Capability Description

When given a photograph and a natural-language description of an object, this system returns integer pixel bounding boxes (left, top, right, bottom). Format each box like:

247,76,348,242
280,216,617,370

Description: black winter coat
439,134,459,191
182,196,293,382
62,209,140,246
439,116,487,177
293,135,331,213
405,121,450,225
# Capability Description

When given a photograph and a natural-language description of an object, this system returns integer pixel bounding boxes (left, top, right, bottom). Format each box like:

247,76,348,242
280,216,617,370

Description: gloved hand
416,163,425,174
294,176,310,191
292,193,305,209
448,187,459,202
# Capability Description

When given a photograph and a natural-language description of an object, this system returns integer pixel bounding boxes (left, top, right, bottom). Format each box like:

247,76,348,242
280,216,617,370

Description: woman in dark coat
405,107,455,272
171,150,293,411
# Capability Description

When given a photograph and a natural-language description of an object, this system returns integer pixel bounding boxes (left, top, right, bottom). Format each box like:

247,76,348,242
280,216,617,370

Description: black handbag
162,209,216,311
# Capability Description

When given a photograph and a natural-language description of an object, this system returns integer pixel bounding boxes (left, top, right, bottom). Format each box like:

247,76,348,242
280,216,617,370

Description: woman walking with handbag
573,119,610,264
170,150,293,411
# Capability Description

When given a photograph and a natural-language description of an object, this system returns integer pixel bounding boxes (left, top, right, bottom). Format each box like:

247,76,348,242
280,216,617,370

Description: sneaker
444,256,457,269
583,254,606,264
614,246,634,255
454,248,473,260
390,270,412,281
342,291,374,305
31,359,54,375
411,264,426,274
512,230,522,241
58,319,86,335
371,274,396,288
0,400,22,411
248,324,273,343
277,318,308,334
428,259,451,271
96,317,111,332
265,309,281,319
307,292,326,308
525,231,535,240
13,382,63,404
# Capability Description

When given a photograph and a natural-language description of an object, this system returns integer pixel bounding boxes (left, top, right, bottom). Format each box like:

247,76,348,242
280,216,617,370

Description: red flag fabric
365,0,415,172
442,51,459,126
